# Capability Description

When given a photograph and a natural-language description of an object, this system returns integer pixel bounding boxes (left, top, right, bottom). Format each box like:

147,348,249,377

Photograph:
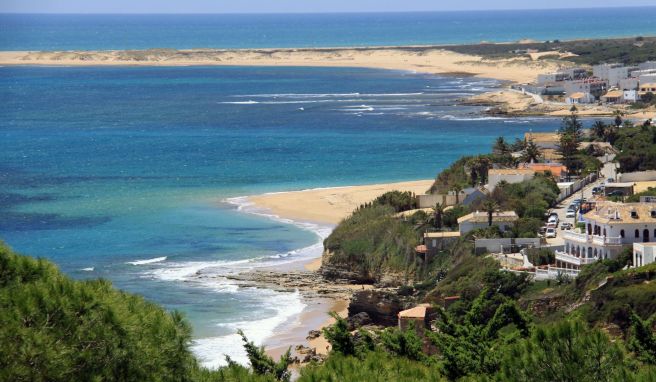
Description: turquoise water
1,65,567,365
2,8,656,50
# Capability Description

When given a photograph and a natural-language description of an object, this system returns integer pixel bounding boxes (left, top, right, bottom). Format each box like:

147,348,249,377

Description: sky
2,0,655,14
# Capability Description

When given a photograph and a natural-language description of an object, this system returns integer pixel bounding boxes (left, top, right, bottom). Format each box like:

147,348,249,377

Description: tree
322,312,355,356
432,202,445,229
614,109,624,127
379,323,425,361
482,198,499,227
493,136,510,156
559,111,583,176
496,320,630,382
521,138,542,163
628,313,656,365
591,120,607,141
237,330,292,382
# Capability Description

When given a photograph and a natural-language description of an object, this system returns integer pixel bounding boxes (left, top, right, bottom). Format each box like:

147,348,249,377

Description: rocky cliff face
319,250,409,286
348,289,416,327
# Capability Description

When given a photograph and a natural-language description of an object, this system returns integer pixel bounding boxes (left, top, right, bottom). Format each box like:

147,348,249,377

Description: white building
457,211,518,235
487,168,535,191
566,92,595,104
624,90,639,103
562,202,656,262
633,243,656,268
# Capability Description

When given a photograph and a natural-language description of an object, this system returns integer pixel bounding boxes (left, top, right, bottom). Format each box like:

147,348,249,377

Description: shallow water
1,65,570,366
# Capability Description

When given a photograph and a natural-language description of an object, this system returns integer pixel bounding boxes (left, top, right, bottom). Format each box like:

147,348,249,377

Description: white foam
126,256,167,265
219,100,259,104
192,289,306,369
80,267,94,272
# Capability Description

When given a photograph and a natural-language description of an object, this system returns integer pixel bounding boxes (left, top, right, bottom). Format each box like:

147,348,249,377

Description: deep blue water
1,65,568,366
2,8,656,50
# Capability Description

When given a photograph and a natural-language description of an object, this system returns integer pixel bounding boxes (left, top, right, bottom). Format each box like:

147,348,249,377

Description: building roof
641,83,656,88
568,92,586,99
521,163,567,177
602,90,623,98
425,231,461,238
398,303,431,319
457,210,519,224
584,202,656,225
488,168,535,176
542,148,563,161
524,132,560,143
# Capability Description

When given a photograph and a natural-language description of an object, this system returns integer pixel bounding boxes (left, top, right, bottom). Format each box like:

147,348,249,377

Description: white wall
619,170,656,182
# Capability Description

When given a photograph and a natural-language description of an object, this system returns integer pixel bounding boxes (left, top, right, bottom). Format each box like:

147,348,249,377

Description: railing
592,235,623,246
556,251,581,266
563,231,588,243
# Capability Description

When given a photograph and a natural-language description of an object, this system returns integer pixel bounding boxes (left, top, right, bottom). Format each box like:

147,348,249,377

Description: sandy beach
0,47,564,83
242,179,432,362
248,179,434,225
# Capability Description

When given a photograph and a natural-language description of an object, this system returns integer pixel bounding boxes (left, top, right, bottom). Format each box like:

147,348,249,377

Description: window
635,229,640,238
620,230,625,238
631,210,638,218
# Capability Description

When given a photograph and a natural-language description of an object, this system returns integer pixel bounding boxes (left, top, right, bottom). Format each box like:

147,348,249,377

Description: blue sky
2,0,655,13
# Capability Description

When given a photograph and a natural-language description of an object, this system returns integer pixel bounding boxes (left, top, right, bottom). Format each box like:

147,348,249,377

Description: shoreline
0,47,564,83
225,179,433,363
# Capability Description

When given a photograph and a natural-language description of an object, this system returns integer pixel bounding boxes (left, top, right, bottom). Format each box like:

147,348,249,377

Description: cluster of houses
414,128,656,281
525,61,656,105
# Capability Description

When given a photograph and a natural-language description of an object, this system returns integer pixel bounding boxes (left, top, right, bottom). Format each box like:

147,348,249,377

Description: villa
524,132,560,150
562,202,656,262
457,210,518,235
633,243,656,267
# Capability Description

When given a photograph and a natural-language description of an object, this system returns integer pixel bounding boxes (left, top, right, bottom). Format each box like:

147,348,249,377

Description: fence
556,172,598,203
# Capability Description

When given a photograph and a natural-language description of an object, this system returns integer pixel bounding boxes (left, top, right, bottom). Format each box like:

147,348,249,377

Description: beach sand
248,179,434,225
0,47,564,83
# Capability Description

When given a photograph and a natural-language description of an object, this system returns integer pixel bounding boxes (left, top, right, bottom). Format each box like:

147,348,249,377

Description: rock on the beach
347,312,372,330
306,330,321,340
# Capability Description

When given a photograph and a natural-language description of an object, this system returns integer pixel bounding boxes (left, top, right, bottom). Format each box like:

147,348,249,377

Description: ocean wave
126,256,167,265
80,267,94,272
440,115,504,121
230,92,424,99
192,289,306,368
218,100,259,104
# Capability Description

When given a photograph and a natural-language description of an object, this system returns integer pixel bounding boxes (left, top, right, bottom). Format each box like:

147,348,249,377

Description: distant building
520,162,568,180
639,74,656,85
624,90,639,103
601,90,624,104
564,79,607,99
397,304,436,353
633,242,656,267
421,231,461,255
604,182,635,197
639,61,656,71
619,77,639,91
639,83,656,98
457,210,519,235
487,168,535,191
566,91,595,104
593,63,623,81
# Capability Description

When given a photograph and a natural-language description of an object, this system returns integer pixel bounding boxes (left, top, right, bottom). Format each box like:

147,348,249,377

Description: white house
562,202,656,263
566,92,595,104
457,210,518,235
633,243,656,268
487,168,535,191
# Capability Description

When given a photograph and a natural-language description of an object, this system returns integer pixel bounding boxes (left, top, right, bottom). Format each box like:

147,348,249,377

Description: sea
1,9,653,367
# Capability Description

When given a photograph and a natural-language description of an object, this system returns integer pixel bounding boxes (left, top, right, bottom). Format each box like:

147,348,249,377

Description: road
545,158,617,246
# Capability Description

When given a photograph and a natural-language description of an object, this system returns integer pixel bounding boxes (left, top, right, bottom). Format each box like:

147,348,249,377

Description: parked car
545,228,557,238
607,178,615,183
608,190,624,197
548,215,559,224
539,226,547,236
566,209,576,218
592,186,603,195
561,222,573,230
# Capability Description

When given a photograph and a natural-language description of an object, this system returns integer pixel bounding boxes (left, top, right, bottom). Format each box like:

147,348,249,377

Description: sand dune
0,47,565,83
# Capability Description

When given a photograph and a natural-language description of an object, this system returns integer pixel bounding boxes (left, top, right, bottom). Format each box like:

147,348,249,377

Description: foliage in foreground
0,242,198,382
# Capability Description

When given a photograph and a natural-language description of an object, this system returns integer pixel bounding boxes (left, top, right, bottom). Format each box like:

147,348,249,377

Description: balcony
563,231,622,246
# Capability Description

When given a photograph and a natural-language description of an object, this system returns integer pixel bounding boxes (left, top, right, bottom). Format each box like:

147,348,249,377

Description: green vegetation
323,203,420,282
613,122,656,172
488,173,560,219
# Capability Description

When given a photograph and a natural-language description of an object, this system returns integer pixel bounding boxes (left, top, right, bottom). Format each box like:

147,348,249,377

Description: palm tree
482,198,499,227
452,184,463,205
613,110,624,128
432,202,445,230
493,136,509,156
521,138,542,163
591,120,607,141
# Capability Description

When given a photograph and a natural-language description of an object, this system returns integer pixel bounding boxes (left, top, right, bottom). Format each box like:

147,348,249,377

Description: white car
548,215,559,225
566,210,576,218
545,228,557,238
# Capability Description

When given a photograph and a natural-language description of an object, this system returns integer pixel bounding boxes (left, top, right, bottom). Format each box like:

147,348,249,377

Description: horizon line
2,5,656,15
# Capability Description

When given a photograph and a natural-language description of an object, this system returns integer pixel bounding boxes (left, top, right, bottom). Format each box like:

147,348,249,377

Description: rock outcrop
348,289,416,327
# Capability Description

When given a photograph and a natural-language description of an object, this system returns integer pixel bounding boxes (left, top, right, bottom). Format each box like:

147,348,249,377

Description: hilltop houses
526,60,656,105
562,202,656,262
457,210,518,235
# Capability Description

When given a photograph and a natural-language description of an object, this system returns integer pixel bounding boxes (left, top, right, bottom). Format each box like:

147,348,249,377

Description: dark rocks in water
348,289,415,327
347,312,372,330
